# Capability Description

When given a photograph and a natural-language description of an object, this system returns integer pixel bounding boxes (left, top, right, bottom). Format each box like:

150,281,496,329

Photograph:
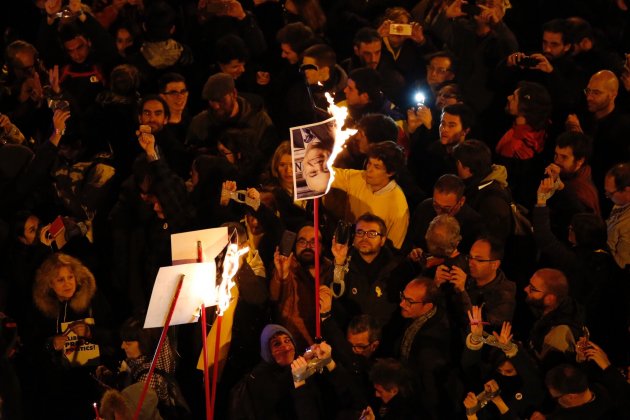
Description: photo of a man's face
290,118,336,200
303,143,331,193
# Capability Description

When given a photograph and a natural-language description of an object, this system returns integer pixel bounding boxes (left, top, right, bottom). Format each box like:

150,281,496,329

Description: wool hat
260,324,295,364
202,73,235,101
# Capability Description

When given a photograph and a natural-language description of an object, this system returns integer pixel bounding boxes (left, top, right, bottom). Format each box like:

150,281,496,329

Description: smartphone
206,0,230,14
334,220,352,245
389,23,412,36
49,216,65,238
461,3,482,15
279,230,296,256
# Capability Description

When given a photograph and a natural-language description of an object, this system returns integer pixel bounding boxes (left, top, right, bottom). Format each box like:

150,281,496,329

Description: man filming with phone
270,224,333,351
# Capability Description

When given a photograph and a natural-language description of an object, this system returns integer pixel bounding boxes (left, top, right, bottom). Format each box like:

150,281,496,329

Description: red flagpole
209,314,222,419
314,198,321,338
198,241,211,420
134,275,184,420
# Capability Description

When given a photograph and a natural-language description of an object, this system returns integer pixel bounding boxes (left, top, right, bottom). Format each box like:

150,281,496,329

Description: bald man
566,70,630,191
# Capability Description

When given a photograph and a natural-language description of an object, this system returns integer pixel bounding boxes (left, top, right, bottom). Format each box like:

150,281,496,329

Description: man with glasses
397,277,455,419
158,73,190,143
271,223,332,350
407,174,483,255
329,213,407,344
605,163,630,268
461,237,515,328
524,268,583,363
566,70,630,189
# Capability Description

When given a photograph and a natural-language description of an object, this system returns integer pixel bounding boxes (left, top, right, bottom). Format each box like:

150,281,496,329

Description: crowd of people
0,0,629,419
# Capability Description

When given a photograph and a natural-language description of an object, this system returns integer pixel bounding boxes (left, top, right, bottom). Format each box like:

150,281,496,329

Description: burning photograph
290,117,336,200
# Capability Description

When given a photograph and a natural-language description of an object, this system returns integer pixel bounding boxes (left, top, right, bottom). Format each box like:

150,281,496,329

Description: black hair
474,235,505,261
119,316,159,356
348,314,382,342
215,34,249,65
570,213,607,249
302,43,336,69
452,140,492,178
109,64,140,96
565,16,593,44
516,81,552,131
606,162,630,189
366,141,405,179
356,212,387,237
349,67,383,103
353,27,381,46
276,22,317,55
425,50,457,74
138,94,171,120
545,364,588,395
555,131,592,163
434,174,465,199
144,1,176,42
357,114,398,143
542,18,570,45
158,72,186,93
369,358,413,397
442,103,476,131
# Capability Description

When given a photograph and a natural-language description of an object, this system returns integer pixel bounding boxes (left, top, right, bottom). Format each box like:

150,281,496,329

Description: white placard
144,262,216,328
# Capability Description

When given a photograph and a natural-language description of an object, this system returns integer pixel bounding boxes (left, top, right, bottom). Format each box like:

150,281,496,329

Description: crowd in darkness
1,0,630,419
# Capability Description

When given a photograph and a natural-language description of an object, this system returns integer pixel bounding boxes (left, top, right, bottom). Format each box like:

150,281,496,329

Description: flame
216,243,249,316
324,92,357,187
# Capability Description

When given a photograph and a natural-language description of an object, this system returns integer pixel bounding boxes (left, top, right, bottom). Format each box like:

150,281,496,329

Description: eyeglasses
399,291,425,305
427,65,451,75
296,238,317,247
163,89,189,96
526,282,544,293
467,255,498,263
605,189,620,199
351,342,373,351
583,88,604,97
355,229,382,239
433,202,457,215
437,92,459,99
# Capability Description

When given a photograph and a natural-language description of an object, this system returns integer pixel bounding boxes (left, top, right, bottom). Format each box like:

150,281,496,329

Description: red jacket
496,123,546,159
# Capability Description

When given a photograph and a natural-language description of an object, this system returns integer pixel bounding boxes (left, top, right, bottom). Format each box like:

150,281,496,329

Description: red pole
198,242,212,420
134,274,184,420
209,314,222,419
314,198,321,338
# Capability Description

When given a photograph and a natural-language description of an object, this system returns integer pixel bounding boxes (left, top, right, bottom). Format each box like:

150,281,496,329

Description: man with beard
412,103,475,193
503,18,587,118
270,224,332,350
542,131,600,240
341,28,406,106
565,70,630,192
186,73,279,160
397,277,456,419
137,95,192,179
329,213,408,354
524,268,584,366
407,174,484,255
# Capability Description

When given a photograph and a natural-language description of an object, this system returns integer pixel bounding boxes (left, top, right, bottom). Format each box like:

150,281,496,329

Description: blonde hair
270,141,292,179
33,253,96,318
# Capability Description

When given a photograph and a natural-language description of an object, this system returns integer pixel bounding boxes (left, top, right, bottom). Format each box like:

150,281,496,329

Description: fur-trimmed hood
33,254,97,319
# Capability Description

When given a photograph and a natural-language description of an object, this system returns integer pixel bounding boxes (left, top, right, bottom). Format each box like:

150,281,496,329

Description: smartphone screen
279,230,297,256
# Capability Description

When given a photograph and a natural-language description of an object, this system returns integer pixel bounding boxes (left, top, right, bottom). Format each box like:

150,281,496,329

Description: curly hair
33,253,96,318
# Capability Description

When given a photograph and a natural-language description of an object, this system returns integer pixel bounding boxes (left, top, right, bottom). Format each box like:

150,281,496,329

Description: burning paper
290,95,357,201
